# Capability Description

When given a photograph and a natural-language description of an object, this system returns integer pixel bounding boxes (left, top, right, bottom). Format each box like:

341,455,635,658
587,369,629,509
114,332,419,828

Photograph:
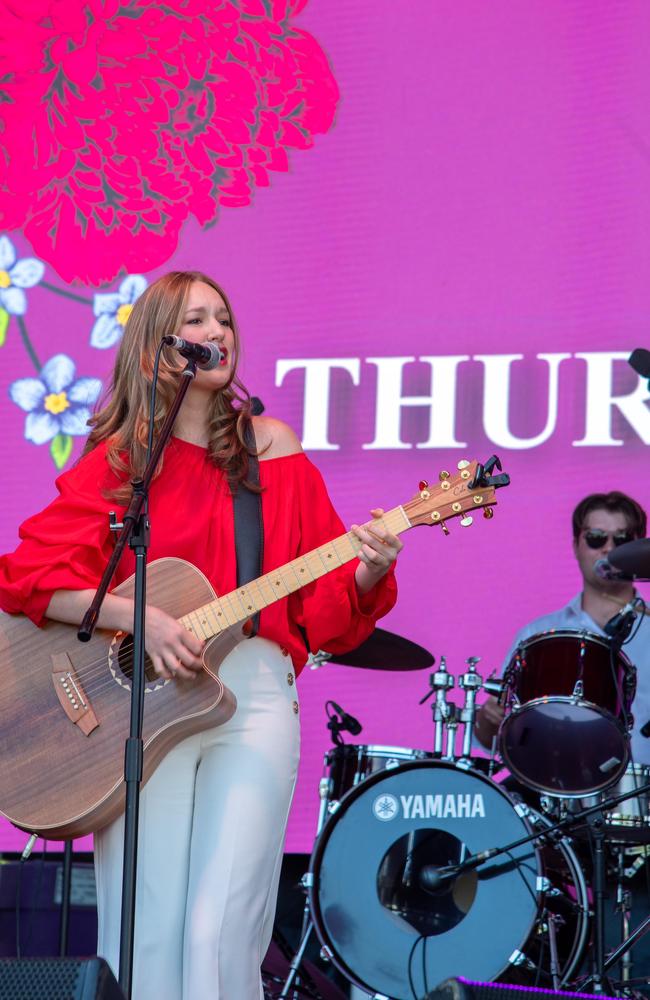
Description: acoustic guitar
0,458,508,839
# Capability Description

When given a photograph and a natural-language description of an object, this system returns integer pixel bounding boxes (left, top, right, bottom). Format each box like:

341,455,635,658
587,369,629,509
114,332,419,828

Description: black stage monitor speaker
424,978,618,1000
0,957,124,1000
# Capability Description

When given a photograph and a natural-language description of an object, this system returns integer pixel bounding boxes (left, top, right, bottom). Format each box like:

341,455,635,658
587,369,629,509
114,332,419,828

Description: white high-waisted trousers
94,637,301,1000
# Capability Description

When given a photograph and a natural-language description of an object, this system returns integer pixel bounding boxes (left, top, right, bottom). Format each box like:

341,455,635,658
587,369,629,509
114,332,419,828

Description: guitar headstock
402,456,510,533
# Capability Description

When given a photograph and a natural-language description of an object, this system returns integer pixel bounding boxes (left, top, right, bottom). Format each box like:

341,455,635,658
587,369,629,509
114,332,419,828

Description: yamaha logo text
373,792,487,821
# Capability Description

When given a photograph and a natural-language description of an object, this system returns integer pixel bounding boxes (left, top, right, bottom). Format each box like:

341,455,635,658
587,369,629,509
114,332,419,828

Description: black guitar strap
232,419,263,636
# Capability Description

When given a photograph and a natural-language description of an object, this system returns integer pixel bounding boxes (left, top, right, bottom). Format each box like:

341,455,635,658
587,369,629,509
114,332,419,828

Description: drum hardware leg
487,736,499,777
545,911,562,991
575,812,615,995
614,848,634,984
278,909,315,999
601,913,650,983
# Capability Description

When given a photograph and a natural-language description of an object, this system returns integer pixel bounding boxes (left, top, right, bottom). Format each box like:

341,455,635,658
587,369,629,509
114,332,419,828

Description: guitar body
0,558,239,840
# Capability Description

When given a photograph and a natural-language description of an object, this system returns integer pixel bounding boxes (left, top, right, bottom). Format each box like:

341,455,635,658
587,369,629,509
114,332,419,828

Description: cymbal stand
613,846,633,986
278,743,337,999
578,844,650,992
585,810,610,994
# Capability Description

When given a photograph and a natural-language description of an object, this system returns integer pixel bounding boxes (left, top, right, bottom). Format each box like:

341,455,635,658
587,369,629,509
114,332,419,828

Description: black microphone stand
77,360,197,999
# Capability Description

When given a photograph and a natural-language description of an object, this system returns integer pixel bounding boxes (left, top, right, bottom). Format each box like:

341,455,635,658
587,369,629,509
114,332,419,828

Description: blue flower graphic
10,355,103,445
0,235,45,315
90,274,147,348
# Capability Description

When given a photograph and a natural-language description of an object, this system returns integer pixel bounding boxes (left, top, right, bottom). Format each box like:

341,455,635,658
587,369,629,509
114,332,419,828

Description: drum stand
583,811,611,994
278,713,349,999
613,847,633,986
577,837,650,995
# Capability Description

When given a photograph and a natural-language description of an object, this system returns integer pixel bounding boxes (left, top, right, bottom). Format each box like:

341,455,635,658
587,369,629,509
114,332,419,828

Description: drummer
474,490,650,766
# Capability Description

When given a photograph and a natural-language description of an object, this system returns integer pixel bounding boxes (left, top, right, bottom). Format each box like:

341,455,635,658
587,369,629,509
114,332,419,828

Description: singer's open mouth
219,348,228,366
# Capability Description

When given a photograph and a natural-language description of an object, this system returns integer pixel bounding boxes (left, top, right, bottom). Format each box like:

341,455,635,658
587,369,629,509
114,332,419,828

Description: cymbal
318,628,435,671
608,538,650,580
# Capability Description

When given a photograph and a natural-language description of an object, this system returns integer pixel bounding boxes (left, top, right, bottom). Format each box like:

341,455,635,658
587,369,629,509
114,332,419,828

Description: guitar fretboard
179,505,411,640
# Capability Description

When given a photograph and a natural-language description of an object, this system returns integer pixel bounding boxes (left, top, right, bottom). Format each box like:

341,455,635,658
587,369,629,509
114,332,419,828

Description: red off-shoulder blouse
0,438,397,673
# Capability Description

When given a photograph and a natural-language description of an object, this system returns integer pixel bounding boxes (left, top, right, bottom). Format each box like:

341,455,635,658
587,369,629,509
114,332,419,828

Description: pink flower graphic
0,1,338,285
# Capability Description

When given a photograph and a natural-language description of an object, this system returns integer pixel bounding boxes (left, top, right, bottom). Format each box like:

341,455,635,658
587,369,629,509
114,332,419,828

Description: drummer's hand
474,696,504,749
352,508,402,596
480,696,505,727
145,604,204,681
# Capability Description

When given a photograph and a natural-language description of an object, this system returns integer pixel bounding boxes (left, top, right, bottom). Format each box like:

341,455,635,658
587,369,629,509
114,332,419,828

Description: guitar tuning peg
438,470,450,482
460,516,473,527
457,460,470,470
419,480,429,490
440,522,450,536
483,507,494,519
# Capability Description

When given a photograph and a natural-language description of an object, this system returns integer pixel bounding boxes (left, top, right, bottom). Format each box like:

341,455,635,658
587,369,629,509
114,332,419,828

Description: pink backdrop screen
1,0,649,853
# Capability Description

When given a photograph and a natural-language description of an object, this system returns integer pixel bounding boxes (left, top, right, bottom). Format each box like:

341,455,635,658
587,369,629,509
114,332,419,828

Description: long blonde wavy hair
84,271,257,501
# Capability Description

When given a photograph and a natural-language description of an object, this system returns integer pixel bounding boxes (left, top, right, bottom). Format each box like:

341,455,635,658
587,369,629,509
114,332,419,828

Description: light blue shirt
501,594,650,767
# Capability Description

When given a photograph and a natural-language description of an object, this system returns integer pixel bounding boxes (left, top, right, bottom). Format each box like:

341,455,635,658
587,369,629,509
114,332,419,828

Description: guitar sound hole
117,634,159,684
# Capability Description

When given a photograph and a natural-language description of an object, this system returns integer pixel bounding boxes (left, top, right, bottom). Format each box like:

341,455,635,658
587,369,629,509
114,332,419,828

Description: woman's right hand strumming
144,604,204,681
46,589,204,682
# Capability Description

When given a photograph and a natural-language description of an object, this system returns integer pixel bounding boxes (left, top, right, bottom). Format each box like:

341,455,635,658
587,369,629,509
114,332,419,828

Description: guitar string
55,496,473,700
63,518,396,699
73,526,363,696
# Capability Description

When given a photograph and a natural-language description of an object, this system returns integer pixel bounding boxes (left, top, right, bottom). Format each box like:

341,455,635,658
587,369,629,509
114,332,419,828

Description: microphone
594,558,632,582
419,848,499,892
329,701,363,736
628,348,650,379
162,336,225,370
640,719,650,738
604,600,638,640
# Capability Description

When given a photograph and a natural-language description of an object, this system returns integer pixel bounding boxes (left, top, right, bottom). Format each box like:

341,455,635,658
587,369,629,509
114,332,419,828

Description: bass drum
308,760,588,1000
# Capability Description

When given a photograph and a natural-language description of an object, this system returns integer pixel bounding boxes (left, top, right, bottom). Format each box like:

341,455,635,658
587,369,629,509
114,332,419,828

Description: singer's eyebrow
184,305,230,318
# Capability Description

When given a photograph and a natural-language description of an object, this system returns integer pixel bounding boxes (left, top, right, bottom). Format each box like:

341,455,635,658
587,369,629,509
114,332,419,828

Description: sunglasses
583,529,634,550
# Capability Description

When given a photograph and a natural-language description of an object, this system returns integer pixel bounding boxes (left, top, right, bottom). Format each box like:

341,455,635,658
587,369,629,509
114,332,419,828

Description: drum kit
271,623,650,1000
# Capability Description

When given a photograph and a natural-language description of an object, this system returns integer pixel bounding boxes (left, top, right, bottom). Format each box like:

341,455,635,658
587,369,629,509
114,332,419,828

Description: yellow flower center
0,270,11,289
44,391,71,415
117,303,133,327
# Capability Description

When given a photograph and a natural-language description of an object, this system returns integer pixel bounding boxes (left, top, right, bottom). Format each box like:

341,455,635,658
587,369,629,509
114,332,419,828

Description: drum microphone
604,600,638,640
419,848,499,892
594,558,632,582
162,336,225,370
327,701,363,736
331,702,363,736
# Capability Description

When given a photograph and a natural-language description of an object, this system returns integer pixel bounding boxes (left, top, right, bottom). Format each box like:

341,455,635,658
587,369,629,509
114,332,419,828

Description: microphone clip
325,700,363,746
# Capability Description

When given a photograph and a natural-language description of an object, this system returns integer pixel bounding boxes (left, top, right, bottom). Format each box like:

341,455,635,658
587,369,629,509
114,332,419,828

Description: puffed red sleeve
0,443,124,626
288,456,397,654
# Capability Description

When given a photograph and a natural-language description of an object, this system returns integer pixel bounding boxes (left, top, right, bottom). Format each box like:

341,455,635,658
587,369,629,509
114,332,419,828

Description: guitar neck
179,505,411,641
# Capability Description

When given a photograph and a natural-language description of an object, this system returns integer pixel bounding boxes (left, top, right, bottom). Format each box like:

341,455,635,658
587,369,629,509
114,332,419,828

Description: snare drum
499,630,634,796
309,759,589,999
